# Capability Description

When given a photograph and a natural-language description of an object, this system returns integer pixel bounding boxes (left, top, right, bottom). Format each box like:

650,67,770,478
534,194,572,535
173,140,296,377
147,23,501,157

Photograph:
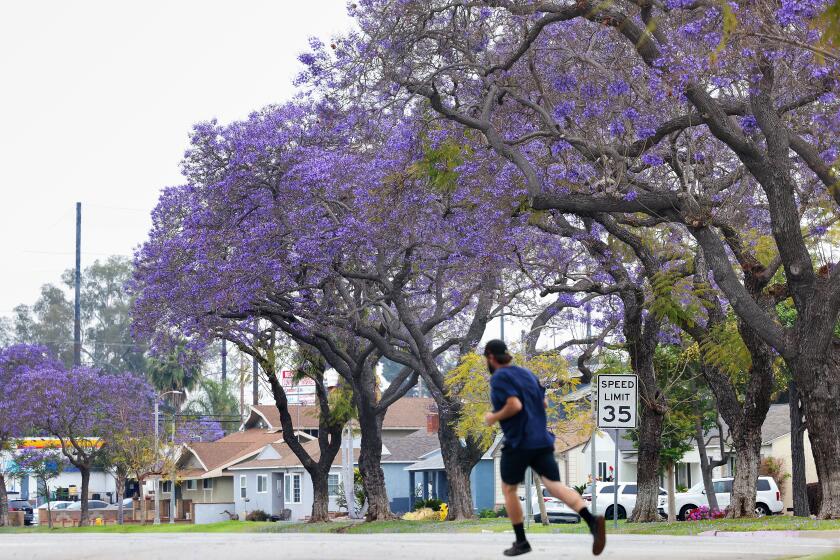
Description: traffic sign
596,374,638,429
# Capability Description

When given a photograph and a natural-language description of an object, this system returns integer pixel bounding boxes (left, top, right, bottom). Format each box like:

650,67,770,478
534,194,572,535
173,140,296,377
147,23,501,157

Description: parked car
659,476,784,520
583,482,667,520
37,501,74,511
530,488,581,524
65,499,110,511
106,498,135,511
8,499,34,525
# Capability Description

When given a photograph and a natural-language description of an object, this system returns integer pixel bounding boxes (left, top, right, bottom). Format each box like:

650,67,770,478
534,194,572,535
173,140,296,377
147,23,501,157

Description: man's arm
485,396,523,426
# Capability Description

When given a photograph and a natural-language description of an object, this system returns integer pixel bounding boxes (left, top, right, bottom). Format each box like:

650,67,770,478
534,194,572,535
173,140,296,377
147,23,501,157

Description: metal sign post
596,374,638,529
613,428,619,529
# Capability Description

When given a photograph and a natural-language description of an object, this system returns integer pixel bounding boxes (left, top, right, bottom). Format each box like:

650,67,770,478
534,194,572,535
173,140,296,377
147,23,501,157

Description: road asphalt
1,531,837,559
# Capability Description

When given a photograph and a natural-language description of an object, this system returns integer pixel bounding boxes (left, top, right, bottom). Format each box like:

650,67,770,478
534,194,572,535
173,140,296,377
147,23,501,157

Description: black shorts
500,446,560,485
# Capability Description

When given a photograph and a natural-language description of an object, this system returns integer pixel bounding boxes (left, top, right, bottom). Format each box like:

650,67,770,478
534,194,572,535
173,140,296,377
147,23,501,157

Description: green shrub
479,508,497,519
495,505,508,518
246,509,269,522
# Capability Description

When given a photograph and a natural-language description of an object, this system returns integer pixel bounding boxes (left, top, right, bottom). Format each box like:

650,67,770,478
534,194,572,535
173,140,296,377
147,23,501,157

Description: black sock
513,522,528,543
578,507,596,532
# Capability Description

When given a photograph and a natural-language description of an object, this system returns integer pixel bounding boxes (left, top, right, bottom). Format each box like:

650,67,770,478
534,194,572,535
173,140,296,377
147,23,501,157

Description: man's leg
500,451,531,557
539,477,586,511
532,450,606,556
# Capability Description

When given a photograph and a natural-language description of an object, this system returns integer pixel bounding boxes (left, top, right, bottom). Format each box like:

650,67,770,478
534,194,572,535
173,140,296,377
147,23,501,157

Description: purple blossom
641,153,664,166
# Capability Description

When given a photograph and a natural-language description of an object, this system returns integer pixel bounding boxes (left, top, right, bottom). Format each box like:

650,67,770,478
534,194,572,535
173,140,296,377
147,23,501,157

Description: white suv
583,482,666,520
659,476,783,520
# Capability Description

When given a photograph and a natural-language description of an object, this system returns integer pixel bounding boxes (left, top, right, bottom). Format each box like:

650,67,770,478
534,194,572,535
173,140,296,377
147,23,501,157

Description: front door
273,473,285,517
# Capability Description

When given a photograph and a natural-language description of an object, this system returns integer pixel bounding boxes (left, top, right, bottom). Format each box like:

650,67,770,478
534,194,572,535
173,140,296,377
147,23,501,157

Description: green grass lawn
267,516,840,536
0,521,275,534
5,515,840,536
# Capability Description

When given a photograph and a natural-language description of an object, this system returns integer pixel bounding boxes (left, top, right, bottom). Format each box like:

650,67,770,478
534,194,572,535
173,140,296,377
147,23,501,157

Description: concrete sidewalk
2,531,839,560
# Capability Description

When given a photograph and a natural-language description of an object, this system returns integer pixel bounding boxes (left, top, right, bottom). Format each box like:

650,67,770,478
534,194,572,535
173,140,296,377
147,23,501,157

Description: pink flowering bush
685,506,726,521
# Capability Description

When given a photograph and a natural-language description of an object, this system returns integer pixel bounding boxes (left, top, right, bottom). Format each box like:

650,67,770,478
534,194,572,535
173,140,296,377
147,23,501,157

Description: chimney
426,403,439,434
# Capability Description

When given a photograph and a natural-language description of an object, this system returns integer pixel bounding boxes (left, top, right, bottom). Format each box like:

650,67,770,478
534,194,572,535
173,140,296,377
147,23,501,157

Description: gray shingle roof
381,431,440,463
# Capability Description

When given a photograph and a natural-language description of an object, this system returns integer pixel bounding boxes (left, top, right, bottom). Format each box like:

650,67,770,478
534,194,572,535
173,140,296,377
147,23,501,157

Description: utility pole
170,416,177,524
73,202,82,367
587,305,596,514
153,399,160,525
500,311,505,343
221,339,227,383
252,354,259,405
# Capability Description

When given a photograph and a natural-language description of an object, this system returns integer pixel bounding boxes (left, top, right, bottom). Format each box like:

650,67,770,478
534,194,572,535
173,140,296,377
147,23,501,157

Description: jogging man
483,339,606,556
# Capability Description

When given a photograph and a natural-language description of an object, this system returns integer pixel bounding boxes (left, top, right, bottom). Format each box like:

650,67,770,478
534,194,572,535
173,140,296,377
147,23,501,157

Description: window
599,485,616,494
622,484,637,495
285,473,302,504
161,481,172,493
203,479,213,490
240,475,247,499
676,463,692,489
328,474,340,497
186,480,196,491
257,475,268,494
713,480,733,494
597,462,608,480
756,479,771,491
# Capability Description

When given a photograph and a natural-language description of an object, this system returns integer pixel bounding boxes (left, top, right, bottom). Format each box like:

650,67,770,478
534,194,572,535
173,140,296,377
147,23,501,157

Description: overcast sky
0,1,351,319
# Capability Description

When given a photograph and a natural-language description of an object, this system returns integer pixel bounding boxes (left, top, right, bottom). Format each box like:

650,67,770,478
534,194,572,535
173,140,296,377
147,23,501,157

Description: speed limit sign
597,374,638,429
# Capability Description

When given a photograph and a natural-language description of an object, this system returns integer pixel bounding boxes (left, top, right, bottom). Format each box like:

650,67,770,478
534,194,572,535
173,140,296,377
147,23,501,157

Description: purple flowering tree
26,366,154,526
314,0,840,518
11,447,65,528
0,344,59,526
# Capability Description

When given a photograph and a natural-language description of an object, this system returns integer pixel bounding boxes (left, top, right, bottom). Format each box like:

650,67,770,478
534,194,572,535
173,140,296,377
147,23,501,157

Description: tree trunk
629,397,665,522
726,432,760,518
140,479,148,525
436,400,481,520
695,420,720,512
309,467,331,523
356,404,394,521
79,467,91,527
799,374,840,518
694,428,723,511
116,473,126,525
666,463,676,522
789,381,810,517
0,473,8,527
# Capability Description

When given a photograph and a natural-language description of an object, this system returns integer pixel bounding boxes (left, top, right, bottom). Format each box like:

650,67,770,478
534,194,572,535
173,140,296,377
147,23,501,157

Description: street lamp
154,390,183,526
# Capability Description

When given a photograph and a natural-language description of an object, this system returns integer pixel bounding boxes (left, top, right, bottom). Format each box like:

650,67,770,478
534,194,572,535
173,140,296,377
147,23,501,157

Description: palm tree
146,345,201,409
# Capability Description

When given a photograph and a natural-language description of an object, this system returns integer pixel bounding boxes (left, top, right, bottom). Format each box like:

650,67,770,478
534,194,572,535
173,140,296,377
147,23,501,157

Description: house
381,431,441,513
404,439,496,513
177,398,436,522
225,438,366,521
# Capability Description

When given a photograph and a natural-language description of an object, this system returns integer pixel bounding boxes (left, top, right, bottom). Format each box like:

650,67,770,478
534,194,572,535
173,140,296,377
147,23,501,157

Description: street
2,532,837,560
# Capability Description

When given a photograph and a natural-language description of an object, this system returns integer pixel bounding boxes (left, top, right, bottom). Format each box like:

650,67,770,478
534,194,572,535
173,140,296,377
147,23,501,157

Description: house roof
247,397,435,431
180,429,284,477
226,439,362,470
554,427,593,454
700,404,792,448
381,431,440,463
761,404,793,443
406,452,445,472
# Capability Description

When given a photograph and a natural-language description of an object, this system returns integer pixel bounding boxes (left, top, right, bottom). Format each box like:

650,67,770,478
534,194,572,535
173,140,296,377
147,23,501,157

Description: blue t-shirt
490,365,555,450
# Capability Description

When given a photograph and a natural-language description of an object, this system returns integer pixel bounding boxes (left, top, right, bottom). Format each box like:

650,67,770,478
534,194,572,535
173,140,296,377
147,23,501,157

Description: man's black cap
483,339,508,357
